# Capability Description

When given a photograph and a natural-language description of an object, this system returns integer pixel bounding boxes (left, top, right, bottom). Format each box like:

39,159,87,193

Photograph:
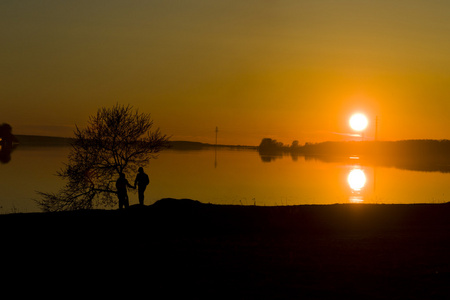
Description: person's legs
118,195,124,210
124,194,129,209
138,187,146,205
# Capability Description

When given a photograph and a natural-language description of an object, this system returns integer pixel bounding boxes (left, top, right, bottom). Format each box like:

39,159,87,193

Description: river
1,146,449,213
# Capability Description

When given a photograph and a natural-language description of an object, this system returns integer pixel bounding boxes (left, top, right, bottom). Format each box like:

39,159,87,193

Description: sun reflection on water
348,168,366,203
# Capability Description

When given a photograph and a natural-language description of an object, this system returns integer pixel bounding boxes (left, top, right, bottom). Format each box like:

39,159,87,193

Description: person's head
119,172,125,179
138,167,144,173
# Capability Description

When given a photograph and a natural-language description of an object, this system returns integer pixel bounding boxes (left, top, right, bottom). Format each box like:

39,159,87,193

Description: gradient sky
2,0,450,145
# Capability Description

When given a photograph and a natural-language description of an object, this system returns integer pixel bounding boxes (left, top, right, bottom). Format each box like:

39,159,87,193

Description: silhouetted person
134,167,149,205
0,123,18,164
116,172,134,209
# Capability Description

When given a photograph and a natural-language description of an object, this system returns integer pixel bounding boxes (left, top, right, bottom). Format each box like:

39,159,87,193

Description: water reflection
348,168,366,191
348,168,366,203
3,145,450,212
0,143,14,164
0,123,18,164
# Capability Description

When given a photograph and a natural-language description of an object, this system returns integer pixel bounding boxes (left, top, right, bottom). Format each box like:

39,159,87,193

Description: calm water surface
1,146,450,213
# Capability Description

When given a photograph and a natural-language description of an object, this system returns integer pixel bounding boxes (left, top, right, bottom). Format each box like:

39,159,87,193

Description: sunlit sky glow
2,1,450,145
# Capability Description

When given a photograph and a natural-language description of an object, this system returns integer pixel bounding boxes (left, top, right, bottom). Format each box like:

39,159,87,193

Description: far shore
3,199,450,299
14,134,258,149
14,134,450,173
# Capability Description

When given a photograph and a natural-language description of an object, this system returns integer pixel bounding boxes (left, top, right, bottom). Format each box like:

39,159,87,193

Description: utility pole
215,126,218,146
214,126,218,168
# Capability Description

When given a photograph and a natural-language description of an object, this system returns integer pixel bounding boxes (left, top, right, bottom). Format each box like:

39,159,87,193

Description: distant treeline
259,138,450,157
15,135,257,151
16,135,74,147
258,138,450,172
168,141,256,150
303,140,450,158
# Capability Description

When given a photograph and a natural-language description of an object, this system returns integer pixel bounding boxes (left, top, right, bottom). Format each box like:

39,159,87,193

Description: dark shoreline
3,199,450,299
15,134,258,150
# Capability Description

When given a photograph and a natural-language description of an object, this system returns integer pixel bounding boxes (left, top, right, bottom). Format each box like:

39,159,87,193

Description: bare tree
37,104,169,212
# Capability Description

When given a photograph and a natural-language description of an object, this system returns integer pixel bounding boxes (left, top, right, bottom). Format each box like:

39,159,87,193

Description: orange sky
2,1,450,145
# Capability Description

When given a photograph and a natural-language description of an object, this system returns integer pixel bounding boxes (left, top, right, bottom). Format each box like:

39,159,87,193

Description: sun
349,113,369,132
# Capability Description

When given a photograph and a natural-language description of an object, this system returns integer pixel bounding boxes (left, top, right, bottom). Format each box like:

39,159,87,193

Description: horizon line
14,134,450,147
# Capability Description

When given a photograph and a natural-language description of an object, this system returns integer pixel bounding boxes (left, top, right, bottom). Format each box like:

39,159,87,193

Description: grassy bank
2,199,450,299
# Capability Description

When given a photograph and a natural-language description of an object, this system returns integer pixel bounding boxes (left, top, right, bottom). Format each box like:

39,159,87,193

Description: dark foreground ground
2,199,450,299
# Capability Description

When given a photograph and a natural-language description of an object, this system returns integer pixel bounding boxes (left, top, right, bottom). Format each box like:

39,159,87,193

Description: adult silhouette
116,172,135,209
134,167,149,205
